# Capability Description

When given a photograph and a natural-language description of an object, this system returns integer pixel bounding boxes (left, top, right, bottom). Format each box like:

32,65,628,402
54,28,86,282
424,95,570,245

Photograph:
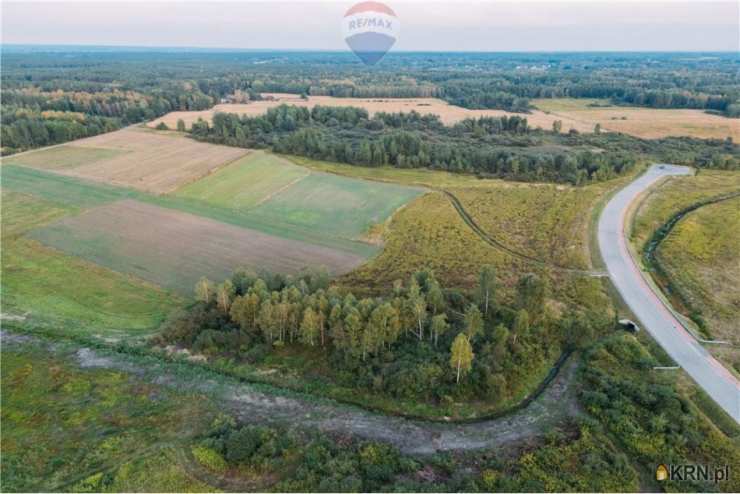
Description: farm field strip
1,164,379,256
174,151,425,241
29,199,368,295
174,151,311,210
2,127,249,194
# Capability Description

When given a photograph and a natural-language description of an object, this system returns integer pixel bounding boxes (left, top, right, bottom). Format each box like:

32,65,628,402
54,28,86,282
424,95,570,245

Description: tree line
159,266,604,404
188,104,642,185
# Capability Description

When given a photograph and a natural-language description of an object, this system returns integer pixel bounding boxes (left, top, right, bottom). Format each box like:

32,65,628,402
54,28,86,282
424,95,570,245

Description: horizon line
1,42,738,54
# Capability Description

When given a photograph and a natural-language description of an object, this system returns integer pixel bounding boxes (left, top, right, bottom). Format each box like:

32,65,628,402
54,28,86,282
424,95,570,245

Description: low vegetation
656,197,740,366
1,342,216,492
579,334,740,492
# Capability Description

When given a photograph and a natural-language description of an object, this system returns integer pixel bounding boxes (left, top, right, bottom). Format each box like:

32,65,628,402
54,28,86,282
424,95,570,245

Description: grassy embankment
630,170,740,369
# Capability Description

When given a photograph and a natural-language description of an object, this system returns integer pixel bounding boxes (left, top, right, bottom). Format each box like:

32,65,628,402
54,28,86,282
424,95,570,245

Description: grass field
533,98,738,140
656,197,740,351
2,127,248,194
1,190,180,337
630,170,740,370
1,341,216,492
30,199,367,295
1,164,380,257
174,152,310,210
175,152,423,241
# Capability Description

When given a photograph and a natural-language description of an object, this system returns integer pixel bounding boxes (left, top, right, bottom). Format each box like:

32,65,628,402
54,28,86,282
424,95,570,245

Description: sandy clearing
148,93,594,133
30,199,368,294
17,127,249,194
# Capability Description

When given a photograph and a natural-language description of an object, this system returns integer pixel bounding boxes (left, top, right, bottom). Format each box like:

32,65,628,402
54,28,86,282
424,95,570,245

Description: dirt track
3,331,581,454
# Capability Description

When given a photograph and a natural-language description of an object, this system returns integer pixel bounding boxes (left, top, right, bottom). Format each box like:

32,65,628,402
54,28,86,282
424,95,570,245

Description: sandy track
1,331,580,455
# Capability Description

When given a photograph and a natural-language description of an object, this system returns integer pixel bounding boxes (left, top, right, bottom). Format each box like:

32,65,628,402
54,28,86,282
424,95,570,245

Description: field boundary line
251,170,311,208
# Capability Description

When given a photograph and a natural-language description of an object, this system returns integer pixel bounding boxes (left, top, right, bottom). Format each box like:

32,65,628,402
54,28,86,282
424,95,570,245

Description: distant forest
2,49,738,156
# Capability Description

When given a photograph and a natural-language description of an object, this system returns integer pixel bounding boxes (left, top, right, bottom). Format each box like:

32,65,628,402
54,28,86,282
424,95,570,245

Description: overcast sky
2,1,738,51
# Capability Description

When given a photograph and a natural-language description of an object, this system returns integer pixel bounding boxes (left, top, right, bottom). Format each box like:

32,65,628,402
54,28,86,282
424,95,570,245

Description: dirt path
3,331,581,455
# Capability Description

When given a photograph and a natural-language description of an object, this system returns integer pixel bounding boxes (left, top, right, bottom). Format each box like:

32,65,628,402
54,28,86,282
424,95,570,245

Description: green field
2,145,128,170
174,151,309,209
175,152,424,241
1,189,180,337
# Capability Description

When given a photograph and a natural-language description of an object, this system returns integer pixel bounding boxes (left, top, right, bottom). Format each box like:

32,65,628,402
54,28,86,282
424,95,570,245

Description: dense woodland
159,266,602,407
2,49,738,154
189,104,737,184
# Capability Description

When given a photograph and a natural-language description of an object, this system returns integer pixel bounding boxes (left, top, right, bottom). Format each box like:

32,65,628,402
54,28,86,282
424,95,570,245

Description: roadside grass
1,145,128,170
0,343,216,492
1,189,181,337
656,197,740,360
631,170,740,249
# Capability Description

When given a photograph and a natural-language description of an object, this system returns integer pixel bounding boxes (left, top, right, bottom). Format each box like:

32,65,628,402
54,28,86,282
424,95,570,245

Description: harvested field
4,127,249,194
30,199,368,294
148,93,594,133
2,145,127,170
533,98,739,140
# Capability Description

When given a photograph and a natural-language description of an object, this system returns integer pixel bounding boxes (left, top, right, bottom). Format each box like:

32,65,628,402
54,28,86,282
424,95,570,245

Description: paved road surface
598,164,740,423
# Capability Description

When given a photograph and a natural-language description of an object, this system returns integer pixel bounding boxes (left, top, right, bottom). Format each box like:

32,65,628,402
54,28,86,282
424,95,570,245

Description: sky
2,0,738,52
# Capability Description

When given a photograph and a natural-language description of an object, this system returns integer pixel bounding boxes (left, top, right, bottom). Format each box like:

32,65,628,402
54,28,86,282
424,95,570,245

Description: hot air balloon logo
342,2,400,65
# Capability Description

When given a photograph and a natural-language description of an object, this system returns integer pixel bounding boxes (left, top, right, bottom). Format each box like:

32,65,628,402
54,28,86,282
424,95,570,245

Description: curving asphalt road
598,164,740,423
